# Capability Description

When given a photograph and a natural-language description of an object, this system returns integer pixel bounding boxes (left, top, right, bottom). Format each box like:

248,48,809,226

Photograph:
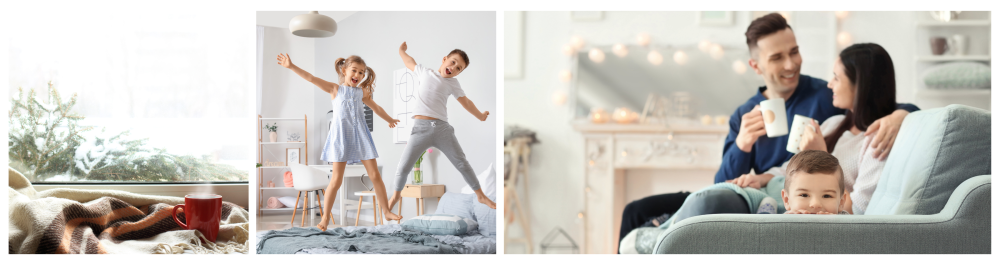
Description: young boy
781,150,852,215
389,42,497,211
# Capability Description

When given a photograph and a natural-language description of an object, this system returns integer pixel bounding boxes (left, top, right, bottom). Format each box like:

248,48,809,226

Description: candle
613,107,636,124
590,108,610,123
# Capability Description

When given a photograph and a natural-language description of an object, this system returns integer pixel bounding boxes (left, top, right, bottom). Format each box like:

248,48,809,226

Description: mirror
573,46,764,120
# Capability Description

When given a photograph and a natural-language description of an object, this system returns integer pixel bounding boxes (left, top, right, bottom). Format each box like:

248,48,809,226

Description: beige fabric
8,167,249,254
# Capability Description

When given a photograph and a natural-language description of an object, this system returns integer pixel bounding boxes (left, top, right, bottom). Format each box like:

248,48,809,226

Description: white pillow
401,214,479,236
277,196,301,208
461,163,496,198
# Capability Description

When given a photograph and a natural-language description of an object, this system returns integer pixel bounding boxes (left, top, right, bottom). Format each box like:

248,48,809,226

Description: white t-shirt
410,64,466,122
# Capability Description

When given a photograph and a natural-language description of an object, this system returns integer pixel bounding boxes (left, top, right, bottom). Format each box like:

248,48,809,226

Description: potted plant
264,123,278,142
412,148,432,185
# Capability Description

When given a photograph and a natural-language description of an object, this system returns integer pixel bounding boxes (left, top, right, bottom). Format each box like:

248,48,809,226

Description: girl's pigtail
361,66,377,96
334,57,346,84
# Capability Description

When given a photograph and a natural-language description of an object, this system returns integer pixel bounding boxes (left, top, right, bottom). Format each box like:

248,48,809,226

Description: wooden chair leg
290,191,302,226
315,190,324,217
371,196,376,226
398,200,403,224
301,192,308,227
355,196,364,226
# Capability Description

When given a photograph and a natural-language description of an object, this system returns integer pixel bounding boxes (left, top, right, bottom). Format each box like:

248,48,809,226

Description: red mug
172,194,222,242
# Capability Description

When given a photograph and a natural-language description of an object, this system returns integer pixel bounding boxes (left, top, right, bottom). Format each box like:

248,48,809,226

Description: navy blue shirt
714,75,919,183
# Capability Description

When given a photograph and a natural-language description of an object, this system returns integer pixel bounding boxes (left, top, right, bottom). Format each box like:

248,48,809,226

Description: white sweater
763,115,886,214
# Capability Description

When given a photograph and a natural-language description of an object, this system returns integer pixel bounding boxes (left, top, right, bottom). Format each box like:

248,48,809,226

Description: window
8,10,251,183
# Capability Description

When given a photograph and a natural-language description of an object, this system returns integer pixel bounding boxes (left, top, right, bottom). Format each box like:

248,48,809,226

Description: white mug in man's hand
758,98,788,138
786,114,817,154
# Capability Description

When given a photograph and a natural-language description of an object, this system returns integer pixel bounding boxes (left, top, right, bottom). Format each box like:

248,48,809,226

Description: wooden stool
353,191,383,226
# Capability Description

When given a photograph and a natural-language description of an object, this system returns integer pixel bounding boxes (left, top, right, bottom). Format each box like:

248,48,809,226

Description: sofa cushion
867,105,990,215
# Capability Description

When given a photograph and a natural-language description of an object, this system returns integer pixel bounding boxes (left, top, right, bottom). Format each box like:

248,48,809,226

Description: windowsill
31,183,250,209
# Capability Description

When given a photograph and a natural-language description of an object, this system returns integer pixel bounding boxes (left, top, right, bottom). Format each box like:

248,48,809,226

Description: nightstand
401,184,446,216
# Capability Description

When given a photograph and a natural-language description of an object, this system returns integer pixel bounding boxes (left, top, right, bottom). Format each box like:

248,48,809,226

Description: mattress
256,224,495,254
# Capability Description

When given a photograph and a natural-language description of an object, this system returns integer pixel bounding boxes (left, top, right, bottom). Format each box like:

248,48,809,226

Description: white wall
312,11,497,220
503,11,941,253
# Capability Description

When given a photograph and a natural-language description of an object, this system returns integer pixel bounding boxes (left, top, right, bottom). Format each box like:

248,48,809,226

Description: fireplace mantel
572,119,728,253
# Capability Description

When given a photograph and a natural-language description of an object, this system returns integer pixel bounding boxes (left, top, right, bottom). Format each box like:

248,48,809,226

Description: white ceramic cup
951,34,968,56
758,98,788,138
786,114,817,154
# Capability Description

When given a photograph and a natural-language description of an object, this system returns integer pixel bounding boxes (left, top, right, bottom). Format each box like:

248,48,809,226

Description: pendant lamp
289,11,337,38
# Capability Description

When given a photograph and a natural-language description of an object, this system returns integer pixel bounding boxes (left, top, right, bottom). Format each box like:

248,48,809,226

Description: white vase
269,132,277,142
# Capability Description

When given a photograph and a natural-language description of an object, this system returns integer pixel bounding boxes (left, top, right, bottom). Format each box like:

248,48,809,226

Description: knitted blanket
257,227,462,254
9,167,250,254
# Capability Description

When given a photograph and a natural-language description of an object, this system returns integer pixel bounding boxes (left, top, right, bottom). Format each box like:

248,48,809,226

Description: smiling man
618,13,919,252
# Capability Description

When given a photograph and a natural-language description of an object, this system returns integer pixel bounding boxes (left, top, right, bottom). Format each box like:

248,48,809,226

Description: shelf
260,118,306,121
915,89,990,97
260,142,306,145
259,187,294,189
917,20,990,27
916,55,991,62
260,208,299,211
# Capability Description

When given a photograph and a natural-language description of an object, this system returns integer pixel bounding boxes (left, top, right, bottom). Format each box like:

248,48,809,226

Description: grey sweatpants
394,119,481,191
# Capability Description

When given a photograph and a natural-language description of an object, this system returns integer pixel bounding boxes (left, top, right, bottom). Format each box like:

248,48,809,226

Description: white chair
289,164,331,227
353,191,383,226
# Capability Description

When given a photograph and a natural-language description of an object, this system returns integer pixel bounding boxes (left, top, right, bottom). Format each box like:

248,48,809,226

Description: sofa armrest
653,175,990,254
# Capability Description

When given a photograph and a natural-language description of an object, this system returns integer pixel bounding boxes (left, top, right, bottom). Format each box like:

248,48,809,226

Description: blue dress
320,85,378,164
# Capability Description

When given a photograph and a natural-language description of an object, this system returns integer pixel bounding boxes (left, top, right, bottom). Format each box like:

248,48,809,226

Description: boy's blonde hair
784,150,845,193
334,55,376,95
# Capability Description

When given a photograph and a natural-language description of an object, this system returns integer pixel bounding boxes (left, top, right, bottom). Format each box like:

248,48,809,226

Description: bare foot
383,211,402,222
317,214,330,231
477,195,497,209
386,192,400,211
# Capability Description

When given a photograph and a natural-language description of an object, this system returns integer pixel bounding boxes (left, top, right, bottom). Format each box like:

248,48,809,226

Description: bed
257,192,496,254
256,224,495,254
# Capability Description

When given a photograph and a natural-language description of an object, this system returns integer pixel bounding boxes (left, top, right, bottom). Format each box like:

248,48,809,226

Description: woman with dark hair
730,43,900,215
619,43,906,253
789,42,898,214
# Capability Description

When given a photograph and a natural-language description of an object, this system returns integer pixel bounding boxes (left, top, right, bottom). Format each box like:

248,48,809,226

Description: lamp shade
289,11,337,38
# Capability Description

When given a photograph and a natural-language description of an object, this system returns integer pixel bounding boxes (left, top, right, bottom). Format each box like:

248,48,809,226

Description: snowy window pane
8,10,250,183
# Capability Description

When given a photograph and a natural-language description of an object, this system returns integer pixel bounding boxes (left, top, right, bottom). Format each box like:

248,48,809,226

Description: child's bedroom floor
256,214,378,232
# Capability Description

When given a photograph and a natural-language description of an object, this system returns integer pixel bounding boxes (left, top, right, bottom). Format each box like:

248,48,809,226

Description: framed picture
286,148,301,165
393,68,420,144
697,11,734,26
